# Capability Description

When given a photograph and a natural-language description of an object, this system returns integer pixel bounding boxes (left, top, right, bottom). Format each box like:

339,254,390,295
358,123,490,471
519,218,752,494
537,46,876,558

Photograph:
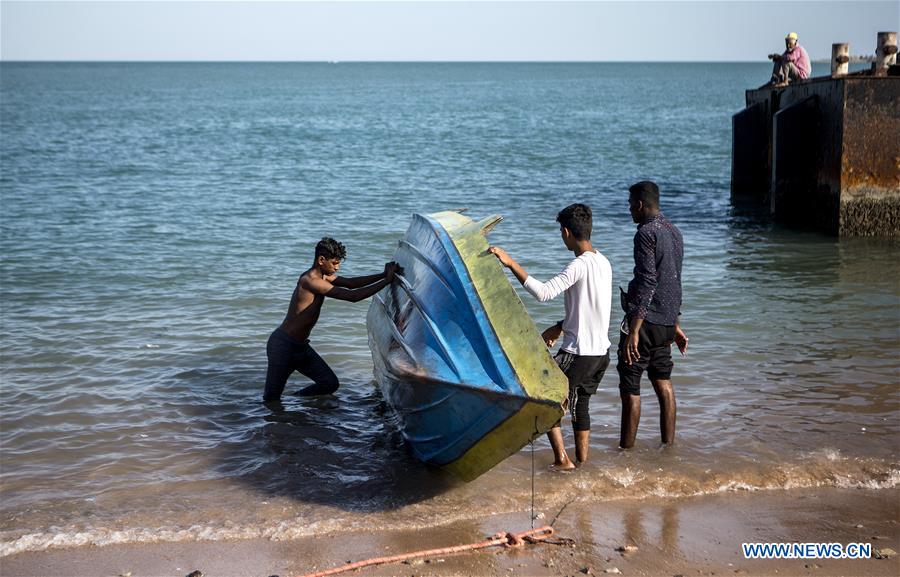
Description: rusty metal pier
731,32,900,236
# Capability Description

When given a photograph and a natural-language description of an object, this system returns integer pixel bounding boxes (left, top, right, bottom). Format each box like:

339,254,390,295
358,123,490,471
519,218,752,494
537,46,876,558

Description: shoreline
3,487,897,577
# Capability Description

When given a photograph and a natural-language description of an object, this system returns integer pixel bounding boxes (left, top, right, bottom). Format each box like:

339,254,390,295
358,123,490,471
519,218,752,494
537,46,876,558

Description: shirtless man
263,237,401,402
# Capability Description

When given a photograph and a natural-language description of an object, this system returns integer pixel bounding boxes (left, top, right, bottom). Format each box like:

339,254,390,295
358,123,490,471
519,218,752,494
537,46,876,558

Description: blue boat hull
367,211,568,481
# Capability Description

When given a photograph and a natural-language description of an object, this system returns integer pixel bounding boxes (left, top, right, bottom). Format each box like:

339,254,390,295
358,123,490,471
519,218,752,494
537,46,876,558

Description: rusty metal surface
734,75,900,236
841,78,900,194
840,78,900,236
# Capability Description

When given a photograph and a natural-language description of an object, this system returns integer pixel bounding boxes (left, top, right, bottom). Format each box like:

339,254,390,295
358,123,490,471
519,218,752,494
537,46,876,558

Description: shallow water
1,62,898,555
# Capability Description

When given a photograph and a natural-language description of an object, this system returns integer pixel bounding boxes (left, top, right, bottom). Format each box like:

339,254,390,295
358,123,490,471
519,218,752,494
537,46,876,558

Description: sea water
1,62,898,555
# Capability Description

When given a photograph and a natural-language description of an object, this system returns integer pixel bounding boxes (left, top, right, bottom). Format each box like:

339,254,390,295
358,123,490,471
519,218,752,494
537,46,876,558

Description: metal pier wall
731,75,899,236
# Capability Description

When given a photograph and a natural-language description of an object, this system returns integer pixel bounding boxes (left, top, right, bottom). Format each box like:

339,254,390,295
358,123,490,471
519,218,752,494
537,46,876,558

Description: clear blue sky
1,1,897,61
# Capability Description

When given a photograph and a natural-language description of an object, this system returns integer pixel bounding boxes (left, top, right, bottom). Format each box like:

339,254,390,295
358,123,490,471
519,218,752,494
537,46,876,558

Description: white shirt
522,250,612,356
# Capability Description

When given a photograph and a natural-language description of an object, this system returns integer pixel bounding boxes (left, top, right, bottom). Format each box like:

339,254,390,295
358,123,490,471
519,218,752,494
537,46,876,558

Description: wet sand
3,487,897,577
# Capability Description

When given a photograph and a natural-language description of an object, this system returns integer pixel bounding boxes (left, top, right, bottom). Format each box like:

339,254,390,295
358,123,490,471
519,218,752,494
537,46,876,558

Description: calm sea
1,62,897,556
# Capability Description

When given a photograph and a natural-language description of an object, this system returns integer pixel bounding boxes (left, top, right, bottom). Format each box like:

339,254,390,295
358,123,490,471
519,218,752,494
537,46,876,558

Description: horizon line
0,59,800,64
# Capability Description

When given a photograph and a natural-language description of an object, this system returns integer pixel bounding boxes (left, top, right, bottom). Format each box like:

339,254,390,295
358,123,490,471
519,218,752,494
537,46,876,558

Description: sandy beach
3,487,897,577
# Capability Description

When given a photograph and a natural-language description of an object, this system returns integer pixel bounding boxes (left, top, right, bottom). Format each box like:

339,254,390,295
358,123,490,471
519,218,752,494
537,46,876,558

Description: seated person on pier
768,32,811,87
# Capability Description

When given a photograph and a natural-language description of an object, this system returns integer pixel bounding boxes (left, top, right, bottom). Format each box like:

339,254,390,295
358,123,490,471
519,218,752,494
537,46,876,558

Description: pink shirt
783,44,811,78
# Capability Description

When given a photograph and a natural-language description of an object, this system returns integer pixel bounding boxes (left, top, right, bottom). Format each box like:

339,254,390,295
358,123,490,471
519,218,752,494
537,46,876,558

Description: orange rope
295,525,555,577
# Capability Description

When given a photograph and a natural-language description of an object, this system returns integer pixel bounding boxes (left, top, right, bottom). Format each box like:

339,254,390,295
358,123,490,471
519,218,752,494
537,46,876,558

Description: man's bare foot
549,460,576,473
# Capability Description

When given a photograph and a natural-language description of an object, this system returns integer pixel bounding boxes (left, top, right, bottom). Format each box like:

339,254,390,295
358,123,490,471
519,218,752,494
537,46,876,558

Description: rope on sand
294,525,556,577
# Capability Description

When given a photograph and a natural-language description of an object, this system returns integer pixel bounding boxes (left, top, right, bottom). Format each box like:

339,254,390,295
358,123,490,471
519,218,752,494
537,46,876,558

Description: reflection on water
252,390,457,511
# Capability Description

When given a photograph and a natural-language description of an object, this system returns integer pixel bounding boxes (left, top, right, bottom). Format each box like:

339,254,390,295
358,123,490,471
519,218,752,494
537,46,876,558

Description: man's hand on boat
384,262,404,282
541,324,563,348
488,246,530,286
487,246,513,267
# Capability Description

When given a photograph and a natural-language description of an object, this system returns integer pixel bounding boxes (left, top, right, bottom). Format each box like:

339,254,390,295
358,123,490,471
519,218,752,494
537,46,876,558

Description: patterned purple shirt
625,213,683,326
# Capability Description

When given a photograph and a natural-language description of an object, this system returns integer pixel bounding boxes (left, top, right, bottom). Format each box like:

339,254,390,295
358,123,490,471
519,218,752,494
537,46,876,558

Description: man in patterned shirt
618,181,689,449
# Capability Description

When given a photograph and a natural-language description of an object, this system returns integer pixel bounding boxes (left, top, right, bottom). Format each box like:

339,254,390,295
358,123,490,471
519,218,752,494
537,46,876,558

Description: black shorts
263,328,339,402
555,351,610,431
616,321,675,395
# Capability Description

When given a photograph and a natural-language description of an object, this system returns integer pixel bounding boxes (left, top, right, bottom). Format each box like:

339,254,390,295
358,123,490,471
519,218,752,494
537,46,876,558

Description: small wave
0,513,481,557
0,521,334,557
2,463,897,557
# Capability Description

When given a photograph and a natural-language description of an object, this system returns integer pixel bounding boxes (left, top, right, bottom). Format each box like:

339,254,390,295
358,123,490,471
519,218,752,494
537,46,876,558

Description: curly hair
556,203,593,241
315,237,347,261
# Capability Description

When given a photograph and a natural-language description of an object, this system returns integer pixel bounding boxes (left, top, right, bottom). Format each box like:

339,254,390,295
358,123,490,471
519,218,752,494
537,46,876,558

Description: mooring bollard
831,43,849,77
875,31,898,71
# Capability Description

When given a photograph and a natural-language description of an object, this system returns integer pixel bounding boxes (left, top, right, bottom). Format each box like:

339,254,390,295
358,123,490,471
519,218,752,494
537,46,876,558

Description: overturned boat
367,211,567,481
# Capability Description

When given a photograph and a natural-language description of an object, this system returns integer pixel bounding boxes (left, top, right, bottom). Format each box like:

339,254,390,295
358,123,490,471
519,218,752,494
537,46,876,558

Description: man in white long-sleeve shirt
489,203,612,471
